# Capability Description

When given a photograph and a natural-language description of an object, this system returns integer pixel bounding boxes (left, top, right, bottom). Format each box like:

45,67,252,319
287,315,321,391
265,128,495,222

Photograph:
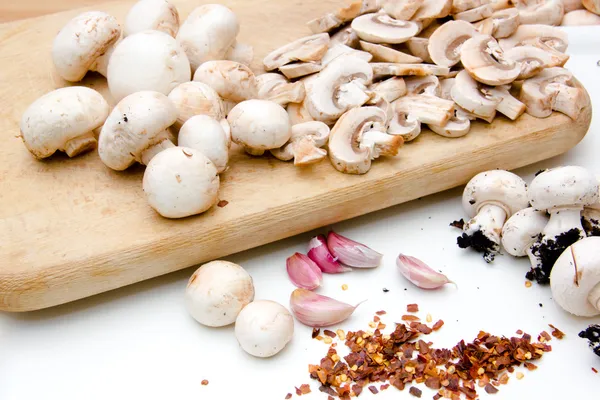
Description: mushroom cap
227,100,291,151
454,3,494,22
193,60,258,102
460,34,520,86
413,0,453,20
52,11,121,82
143,146,219,218
462,170,529,218
562,0,585,12
498,24,568,52
351,12,421,44
178,115,229,173
528,166,599,211
404,75,441,96
582,0,600,13
98,91,177,170
167,81,224,130
383,0,423,20
107,30,190,102
561,9,600,25
321,43,374,66
20,86,109,159
427,20,478,68
550,236,600,317
176,4,239,70
263,33,330,71
225,41,254,66
450,70,499,121
234,300,294,358
185,260,254,327
517,0,564,25
124,0,180,37
501,207,549,256
428,111,471,138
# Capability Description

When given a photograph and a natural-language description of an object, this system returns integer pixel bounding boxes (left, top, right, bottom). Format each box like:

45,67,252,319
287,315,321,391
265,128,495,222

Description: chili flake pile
307,313,554,399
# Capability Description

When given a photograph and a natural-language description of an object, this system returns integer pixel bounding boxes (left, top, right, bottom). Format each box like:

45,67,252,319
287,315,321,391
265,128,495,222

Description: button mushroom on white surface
458,170,529,261
234,300,294,358
270,121,330,166
19,87,109,159
550,236,600,317
193,60,258,104
561,8,600,24
107,30,191,102
98,91,177,170
52,11,121,82
123,0,180,38
167,81,225,133
501,207,550,272
143,146,220,219
185,261,254,327
582,177,600,236
178,115,229,173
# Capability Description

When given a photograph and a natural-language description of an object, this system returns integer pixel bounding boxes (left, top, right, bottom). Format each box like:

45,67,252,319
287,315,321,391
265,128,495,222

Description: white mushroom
505,45,567,79
458,170,529,261
322,43,374,65
351,12,421,44
307,0,365,33
517,0,565,25
228,100,291,156
501,207,549,270
428,78,473,138
383,0,424,20
487,86,526,120
328,106,403,174
185,261,254,327
263,33,330,71
19,87,109,159
413,0,453,20
561,8,600,23
452,0,488,13
562,0,584,12
178,115,229,173
405,37,434,63
371,62,450,79
193,60,258,103
404,75,441,96
475,8,520,38
256,73,306,106
98,91,177,170
387,111,421,140
460,34,520,85
143,146,219,218
550,237,600,316
107,30,190,102
360,41,423,63
454,3,494,21
330,26,360,48
234,300,294,358
490,0,513,11
451,70,499,122
224,41,254,66
270,121,330,166
498,24,568,52
393,94,455,128
176,4,239,71
52,11,121,81
370,76,407,102
287,101,315,125
582,178,600,236
427,20,478,67
124,0,179,37
167,81,225,132
520,67,586,119
278,62,323,79
582,0,600,13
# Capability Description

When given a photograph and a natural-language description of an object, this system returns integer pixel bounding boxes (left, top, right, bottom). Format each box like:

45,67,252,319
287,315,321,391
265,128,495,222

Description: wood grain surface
0,0,101,22
0,0,592,312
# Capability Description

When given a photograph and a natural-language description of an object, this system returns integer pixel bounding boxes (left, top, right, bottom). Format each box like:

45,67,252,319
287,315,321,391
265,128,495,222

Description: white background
1,28,600,399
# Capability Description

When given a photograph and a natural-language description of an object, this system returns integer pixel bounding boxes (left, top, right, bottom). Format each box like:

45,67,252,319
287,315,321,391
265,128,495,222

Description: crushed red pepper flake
324,330,336,338
409,386,423,397
312,328,320,339
201,380,209,386
217,200,229,207
285,394,292,400
592,367,598,374
432,320,444,331
299,384,311,394
376,310,386,315
516,329,523,335
368,385,379,394
484,384,499,394
374,315,380,322
380,384,390,391
327,397,334,400
402,315,421,322
295,387,302,396
407,304,419,313
549,324,565,339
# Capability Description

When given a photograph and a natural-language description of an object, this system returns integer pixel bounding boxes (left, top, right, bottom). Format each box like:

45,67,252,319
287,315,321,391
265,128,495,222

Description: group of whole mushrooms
19,0,590,219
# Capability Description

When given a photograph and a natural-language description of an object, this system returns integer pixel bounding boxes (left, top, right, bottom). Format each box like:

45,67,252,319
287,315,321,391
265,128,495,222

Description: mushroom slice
440,77,479,119
452,0,488,13
360,41,422,63
279,62,324,79
454,4,494,22
562,9,600,25
287,101,314,125
475,8,520,38
263,33,330,71
498,24,568,52
460,34,520,85
504,45,567,79
487,87,526,120
393,95,455,126
383,0,424,20
306,1,363,33
520,67,586,119
256,73,305,106
370,76,407,102
517,0,564,25
489,0,512,11
387,111,421,141
404,75,441,96
225,41,254,66
583,0,600,14
405,37,433,63
367,93,395,123
194,60,258,103
321,43,374,65
351,13,421,44
413,0,453,20
328,106,402,174
371,63,450,78
427,20,478,67
304,55,374,124
330,25,360,48
271,121,330,166
428,109,471,138
451,70,499,122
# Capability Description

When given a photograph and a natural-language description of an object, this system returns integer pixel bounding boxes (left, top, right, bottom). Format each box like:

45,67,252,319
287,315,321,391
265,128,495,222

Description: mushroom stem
463,203,507,251
245,148,265,156
141,137,175,165
543,207,586,241
360,129,404,158
64,131,98,157
525,246,542,271
89,45,115,77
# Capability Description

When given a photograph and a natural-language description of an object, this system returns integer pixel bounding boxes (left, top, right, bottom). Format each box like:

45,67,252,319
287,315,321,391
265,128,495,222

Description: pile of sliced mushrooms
18,0,591,220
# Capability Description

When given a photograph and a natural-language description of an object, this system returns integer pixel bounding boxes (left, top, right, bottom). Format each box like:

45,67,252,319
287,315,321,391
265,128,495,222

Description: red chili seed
323,330,336,338
201,380,209,386
299,384,311,394
285,394,292,400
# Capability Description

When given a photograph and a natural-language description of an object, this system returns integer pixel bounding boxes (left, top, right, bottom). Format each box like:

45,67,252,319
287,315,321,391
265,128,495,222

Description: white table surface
1,27,600,400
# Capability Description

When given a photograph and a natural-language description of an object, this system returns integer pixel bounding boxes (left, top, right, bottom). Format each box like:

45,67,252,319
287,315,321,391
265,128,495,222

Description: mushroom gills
263,33,330,71
404,75,441,96
460,34,520,86
504,45,568,79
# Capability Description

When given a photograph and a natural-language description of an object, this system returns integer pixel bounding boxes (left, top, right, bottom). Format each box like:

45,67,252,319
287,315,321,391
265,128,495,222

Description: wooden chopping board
0,0,592,312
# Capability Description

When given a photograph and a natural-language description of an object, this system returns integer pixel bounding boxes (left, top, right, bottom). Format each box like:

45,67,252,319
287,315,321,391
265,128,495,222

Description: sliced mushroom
413,0,453,20
330,25,360,48
270,121,330,166
225,41,254,66
504,44,567,79
520,67,586,119
582,0,600,14
489,0,512,11
454,4,494,21
306,1,363,33
517,0,564,25
351,13,421,44
256,73,305,106
279,62,323,79
387,111,421,141
460,34,520,85
475,8,520,38
287,101,314,125
418,19,444,38
563,0,585,12
263,33,330,71
487,87,526,120
393,95,455,126
360,41,422,63
370,76,407,102
452,0,488,13
404,75,441,96
304,55,373,125
328,106,403,174
427,20,478,67
371,62,450,78
383,0,424,20
451,70,499,122
167,81,225,132
561,9,600,24
193,60,258,103
498,24,568,52
440,77,479,120
367,93,395,123
405,37,433,63
428,110,471,137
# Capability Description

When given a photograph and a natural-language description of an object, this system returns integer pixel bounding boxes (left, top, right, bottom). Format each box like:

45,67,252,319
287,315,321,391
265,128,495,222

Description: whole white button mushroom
582,176,600,236
193,60,258,103
124,0,180,37
185,261,254,326
98,91,177,170
550,236,600,317
20,87,109,159
235,300,294,358
501,207,549,271
143,146,219,218
178,115,229,173
107,30,191,102
52,11,121,82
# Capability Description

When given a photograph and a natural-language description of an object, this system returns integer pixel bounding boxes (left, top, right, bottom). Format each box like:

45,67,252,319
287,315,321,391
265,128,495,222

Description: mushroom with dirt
143,146,220,219
193,60,258,104
526,166,599,283
52,11,121,82
178,115,230,173
124,0,179,37
20,87,109,159
457,170,530,262
107,30,190,102
501,207,550,272
550,236,600,317
460,34,521,86
561,8,600,24
270,121,330,166
351,12,421,44
427,20,479,68
263,33,330,71
98,91,177,170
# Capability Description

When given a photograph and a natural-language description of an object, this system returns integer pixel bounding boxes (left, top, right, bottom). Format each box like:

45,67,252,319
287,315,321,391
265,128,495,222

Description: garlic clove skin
307,235,352,274
326,231,383,268
397,254,456,289
286,252,323,290
289,288,364,327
